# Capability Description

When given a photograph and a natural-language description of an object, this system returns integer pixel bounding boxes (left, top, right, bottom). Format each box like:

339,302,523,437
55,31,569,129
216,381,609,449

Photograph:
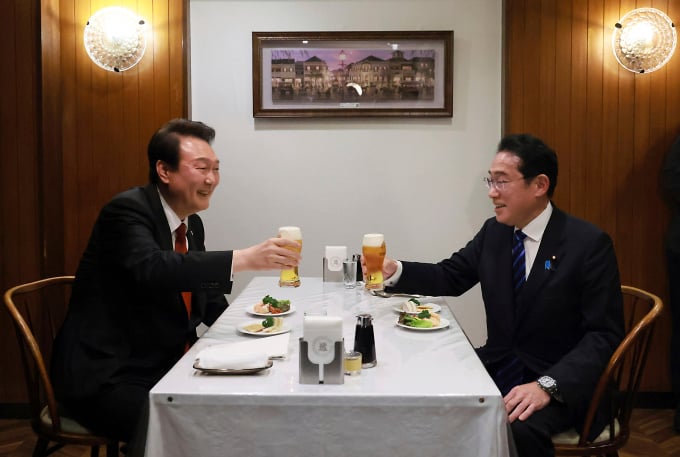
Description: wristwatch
537,375,559,398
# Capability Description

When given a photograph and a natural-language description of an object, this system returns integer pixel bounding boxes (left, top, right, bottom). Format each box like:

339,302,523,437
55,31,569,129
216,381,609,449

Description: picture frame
252,31,453,118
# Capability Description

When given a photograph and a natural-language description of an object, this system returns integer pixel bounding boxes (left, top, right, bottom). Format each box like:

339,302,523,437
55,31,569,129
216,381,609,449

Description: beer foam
362,233,384,246
278,226,302,240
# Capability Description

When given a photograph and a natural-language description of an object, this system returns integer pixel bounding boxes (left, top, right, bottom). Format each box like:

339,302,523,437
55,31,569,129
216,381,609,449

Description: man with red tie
51,119,301,455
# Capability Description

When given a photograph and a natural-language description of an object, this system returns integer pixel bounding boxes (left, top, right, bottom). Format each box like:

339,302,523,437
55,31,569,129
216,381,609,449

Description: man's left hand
504,382,551,423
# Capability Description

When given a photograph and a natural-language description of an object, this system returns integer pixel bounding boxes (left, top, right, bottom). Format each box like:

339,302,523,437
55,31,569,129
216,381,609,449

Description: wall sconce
84,7,147,73
612,8,676,74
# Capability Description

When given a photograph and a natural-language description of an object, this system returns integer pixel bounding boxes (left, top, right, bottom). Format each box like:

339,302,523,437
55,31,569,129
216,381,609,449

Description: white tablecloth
147,277,511,457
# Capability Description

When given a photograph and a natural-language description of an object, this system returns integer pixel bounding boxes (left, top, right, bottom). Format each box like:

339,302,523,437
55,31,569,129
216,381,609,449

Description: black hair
497,133,558,197
147,119,216,184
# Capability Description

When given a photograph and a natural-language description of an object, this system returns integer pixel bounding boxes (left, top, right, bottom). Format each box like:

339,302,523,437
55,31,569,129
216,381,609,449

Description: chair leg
90,445,100,457
32,438,49,457
106,442,120,456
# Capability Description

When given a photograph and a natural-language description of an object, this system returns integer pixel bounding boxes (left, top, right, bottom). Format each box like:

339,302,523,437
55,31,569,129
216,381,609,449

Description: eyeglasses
482,177,526,191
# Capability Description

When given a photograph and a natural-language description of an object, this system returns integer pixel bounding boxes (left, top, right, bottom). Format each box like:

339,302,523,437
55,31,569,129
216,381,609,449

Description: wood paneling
0,0,42,406
504,0,679,392
51,0,189,275
0,0,187,405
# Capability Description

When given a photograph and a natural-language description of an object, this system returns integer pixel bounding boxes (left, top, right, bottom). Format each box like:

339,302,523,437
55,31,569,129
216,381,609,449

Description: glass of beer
362,233,386,290
278,226,302,287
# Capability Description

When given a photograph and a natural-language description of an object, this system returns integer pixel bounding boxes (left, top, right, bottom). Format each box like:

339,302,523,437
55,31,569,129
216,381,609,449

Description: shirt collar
157,187,185,233
517,202,553,242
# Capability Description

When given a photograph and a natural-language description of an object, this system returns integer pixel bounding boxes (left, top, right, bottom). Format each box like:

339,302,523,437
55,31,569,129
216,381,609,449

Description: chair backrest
555,285,663,455
3,276,75,433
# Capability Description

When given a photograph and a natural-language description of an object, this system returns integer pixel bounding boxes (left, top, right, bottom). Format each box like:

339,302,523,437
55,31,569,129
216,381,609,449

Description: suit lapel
515,207,567,319
143,184,173,250
186,215,200,251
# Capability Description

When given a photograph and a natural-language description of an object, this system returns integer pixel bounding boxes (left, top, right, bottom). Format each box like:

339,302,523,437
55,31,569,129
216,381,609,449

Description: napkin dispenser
299,315,344,384
322,246,347,282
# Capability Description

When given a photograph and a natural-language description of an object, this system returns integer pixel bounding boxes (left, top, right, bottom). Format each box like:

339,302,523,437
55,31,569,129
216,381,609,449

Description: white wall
189,0,502,346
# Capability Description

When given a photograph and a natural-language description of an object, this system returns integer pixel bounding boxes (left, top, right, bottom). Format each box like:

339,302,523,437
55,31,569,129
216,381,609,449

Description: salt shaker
354,313,377,368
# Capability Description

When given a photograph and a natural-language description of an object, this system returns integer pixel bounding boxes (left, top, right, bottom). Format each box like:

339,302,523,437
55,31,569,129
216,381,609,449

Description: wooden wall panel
0,0,42,407
0,0,187,407
504,0,680,392
50,0,189,275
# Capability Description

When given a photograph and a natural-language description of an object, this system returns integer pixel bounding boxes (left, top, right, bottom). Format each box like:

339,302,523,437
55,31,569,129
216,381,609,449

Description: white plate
396,317,450,331
237,320,291,336
392,303,442,314
247,304,296,317
193,359,273,375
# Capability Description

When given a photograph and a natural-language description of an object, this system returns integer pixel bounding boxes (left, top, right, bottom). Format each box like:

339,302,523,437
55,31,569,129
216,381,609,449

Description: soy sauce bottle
354,313,377,368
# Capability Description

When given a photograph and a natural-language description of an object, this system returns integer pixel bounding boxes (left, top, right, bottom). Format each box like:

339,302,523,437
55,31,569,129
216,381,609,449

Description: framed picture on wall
252,31,453,118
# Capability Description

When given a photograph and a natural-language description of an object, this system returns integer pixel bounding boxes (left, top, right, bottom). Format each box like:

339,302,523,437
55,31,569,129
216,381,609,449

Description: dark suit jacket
388,205,624,432
51,185,232,400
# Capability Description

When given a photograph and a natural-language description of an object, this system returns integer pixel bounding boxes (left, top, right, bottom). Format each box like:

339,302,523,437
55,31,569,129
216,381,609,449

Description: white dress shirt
385,203,553,286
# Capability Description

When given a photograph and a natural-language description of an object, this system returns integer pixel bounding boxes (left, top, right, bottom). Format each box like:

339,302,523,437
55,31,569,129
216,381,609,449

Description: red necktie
174,223,192,318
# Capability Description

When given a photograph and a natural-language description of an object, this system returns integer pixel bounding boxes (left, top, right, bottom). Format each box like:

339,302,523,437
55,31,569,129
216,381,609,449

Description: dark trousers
666,249,680,398
64,380,151,457
510,399,573,457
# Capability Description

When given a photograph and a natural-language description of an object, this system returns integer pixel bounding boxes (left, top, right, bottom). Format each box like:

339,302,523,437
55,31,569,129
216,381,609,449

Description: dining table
146,276,512,457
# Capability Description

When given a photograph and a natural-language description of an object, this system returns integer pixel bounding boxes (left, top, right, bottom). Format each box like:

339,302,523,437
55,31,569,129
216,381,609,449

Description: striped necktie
512,230,527,292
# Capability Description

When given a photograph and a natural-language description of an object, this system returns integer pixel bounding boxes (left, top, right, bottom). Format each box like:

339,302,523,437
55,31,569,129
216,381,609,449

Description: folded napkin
195,346,269,370
325,246,347,271
196,333,290,369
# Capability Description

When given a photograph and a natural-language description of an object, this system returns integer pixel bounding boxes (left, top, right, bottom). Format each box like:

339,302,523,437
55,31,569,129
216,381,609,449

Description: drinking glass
362,233,386,290
344,351,362,376
342,259,357,288
278,226,302,287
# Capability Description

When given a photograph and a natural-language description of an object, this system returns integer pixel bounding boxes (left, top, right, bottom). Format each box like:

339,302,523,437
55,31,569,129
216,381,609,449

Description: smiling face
487,151,550,229
156,135,220,219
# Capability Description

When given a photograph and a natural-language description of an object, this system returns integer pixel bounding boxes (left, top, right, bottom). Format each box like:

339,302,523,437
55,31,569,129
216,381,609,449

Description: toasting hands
360,256,399,282
233,238,301,273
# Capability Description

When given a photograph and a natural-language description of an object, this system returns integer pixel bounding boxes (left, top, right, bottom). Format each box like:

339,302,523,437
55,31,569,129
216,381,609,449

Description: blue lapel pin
545,256,557,271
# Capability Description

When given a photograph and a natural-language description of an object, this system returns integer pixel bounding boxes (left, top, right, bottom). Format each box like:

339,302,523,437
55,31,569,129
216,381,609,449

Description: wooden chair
552,285,663,457
3,276,120,457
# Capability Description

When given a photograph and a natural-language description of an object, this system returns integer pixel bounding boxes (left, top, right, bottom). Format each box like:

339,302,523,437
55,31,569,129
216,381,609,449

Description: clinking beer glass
278,226,302,287
362,233,386,290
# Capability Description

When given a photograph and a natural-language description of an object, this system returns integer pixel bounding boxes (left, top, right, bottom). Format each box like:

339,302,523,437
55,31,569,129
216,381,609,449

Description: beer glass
278,226,302,287
362,233,386,290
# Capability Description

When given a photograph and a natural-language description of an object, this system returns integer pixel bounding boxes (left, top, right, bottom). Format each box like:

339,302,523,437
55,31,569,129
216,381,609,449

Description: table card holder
299,315,344,384
322,245,347,282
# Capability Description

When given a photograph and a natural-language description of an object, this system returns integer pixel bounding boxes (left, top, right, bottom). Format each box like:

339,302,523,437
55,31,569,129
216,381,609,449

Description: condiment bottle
354,313,377,368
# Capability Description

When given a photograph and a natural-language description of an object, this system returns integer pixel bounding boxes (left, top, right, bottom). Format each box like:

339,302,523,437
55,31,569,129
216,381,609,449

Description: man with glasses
378,133,624,457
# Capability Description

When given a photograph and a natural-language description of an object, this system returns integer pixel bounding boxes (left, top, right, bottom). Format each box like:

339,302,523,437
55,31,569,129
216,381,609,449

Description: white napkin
324,246,347,271
196,333,291,369
303,315,342,365
196,346,269,370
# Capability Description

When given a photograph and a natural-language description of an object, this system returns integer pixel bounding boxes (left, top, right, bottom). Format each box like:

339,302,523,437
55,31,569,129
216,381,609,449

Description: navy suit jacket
52,185,232,399
388,205,624,431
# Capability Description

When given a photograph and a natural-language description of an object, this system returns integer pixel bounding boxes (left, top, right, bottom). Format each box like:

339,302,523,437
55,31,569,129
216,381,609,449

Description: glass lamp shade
612,8,677,74
84,7,147,73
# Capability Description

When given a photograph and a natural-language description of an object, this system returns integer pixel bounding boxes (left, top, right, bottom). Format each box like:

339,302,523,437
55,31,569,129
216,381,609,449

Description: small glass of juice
344,351,362,376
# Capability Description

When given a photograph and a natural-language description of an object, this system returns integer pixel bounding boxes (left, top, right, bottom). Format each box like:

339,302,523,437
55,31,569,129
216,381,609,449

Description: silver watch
537,375,559,397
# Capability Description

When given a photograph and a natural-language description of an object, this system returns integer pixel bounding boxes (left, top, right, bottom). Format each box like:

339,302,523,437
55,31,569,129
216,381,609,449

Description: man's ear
534,174,550,196
156,160,171,184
